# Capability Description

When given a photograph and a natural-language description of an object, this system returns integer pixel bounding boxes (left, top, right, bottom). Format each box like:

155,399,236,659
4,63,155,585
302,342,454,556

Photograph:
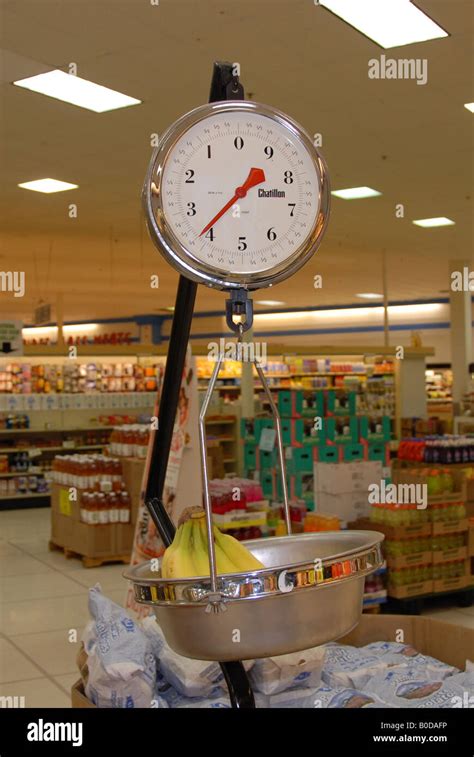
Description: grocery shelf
0,425,111,434
204,418,236,425
0,492,50,501
0,471,46,478
0,444,105,454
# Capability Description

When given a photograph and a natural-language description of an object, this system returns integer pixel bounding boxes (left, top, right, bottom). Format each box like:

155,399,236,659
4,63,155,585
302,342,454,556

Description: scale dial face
144,101,330,290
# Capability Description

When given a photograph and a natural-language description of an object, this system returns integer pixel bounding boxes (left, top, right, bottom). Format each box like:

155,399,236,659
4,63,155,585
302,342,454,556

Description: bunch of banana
160,511,265,579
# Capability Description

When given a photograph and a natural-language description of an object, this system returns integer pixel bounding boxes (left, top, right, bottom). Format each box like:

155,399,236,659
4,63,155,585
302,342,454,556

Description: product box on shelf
120,457,145,525
301,391,324,418
359,416,391,443
341,443,365,462
387,579,434,599
313,444,339,463
244,443,257,471
50,484,134,560
281,418,304,447
259,471,274,499
432,561,470,594
364,441,390,464
325,389,357,417
469,521,474,557
386,551,433,570
325,416,358,444
278,390,303,418
350,517,432,541
316,490,370,524
302,417,326,446
432,544,468,564
314,461,383,496
286,446,313,473
431,517,469,537
258,448,277,470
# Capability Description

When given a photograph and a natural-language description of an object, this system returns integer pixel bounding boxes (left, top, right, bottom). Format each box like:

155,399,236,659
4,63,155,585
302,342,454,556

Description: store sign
33,303,51,325
0,320,23,355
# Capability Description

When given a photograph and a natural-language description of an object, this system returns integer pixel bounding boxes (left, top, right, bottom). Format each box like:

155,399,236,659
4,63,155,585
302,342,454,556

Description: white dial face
160,110,321,276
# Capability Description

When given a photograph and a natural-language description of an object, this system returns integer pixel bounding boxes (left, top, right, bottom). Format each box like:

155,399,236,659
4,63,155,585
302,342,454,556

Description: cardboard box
387,580,433,599
432,561,470,594
432,518,469,536
317,491,371,524
314,444,339,463
386,551,433,570
469,522,474,557
341,443,365,462
341,614,474,671
432,546,468,564
278,390,303,418
51,484,134,560
325,416,359,444
121,457,145,525
351,517,431,541
72,614,474,707
71,680,95,709
314,461,383,495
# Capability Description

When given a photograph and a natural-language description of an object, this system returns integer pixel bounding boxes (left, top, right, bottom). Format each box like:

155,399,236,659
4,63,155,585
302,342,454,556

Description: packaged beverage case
399,435,474,464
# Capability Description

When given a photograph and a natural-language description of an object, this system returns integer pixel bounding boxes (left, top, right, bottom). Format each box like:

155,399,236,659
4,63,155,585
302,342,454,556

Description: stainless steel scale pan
125,530,383,660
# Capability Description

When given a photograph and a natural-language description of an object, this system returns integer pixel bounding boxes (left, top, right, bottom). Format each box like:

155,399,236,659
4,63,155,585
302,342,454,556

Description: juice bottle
120,490,131,523
88,490,100,526
108,493,118,523
80,491,89,524
98,493,108,525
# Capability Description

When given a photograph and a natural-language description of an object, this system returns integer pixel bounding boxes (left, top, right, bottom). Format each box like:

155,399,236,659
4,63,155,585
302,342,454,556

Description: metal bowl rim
123,530,384,586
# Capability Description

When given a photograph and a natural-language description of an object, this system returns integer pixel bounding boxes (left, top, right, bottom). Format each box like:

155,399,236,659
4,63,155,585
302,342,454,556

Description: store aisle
0,508,127,708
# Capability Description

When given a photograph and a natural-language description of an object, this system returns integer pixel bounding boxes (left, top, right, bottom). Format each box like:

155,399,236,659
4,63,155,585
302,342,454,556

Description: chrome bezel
142,100,330,291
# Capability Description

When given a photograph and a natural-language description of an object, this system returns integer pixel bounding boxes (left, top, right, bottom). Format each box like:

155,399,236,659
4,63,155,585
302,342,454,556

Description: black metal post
143,61,255,709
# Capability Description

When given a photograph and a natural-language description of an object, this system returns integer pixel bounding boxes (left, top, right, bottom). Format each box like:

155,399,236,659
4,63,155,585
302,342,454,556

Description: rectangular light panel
319,0,448,49
13,70,141,113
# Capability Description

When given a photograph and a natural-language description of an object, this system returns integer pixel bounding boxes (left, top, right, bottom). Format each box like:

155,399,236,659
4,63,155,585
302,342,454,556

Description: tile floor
0,507,473,708
0,507,128,708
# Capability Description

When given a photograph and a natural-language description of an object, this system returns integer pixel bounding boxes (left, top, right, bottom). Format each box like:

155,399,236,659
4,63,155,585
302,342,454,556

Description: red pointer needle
199,167,266,237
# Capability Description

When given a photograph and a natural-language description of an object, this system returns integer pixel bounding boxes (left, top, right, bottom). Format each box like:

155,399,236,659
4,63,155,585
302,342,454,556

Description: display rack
197,352,398,435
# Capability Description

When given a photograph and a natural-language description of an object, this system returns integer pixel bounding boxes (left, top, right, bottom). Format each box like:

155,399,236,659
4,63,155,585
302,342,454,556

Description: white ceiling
0,0,472,322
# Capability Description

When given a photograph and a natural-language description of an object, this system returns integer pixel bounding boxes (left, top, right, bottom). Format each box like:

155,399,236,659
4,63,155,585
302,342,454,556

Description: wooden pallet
48,540,130,569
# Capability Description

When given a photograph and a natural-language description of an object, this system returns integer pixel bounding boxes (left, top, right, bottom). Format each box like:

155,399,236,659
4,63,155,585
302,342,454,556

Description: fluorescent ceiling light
356,293,383,299
255,302,442,325
331,186,381,200
319,0,448,49
256,300,286,306
23,323,99,336
412,217,455,228
18,178,78,193
13,70,141,113
464,103,474,113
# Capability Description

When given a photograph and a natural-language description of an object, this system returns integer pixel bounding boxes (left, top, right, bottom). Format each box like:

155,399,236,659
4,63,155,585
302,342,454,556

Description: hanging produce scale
125,62,384,708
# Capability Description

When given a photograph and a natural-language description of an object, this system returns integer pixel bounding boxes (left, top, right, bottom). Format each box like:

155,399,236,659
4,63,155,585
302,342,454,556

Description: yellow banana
160,522,182,578
163,520,197,578
213,525,265,571
191,516,211,576
214,541,239,574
